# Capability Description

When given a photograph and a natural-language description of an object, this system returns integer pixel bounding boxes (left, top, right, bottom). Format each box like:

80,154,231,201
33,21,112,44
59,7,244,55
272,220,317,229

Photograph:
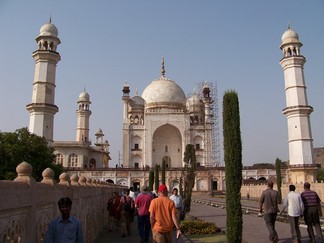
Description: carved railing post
41,168,56,186
14,162,35,185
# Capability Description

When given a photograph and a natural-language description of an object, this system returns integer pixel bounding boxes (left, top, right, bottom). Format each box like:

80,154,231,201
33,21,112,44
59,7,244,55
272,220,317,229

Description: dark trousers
288,215,301,242
264,213,278,241
138,214,151,241
304,206,323,240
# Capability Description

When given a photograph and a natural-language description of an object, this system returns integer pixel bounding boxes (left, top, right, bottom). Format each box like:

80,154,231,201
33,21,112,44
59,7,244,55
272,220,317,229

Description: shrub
180,220,219,235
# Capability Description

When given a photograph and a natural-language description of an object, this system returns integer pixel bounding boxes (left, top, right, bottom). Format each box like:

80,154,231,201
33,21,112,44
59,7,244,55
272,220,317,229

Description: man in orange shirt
149,184,181,243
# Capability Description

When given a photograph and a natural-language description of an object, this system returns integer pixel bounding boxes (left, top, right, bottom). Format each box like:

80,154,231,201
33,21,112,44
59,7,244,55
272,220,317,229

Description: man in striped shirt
301,182,323,242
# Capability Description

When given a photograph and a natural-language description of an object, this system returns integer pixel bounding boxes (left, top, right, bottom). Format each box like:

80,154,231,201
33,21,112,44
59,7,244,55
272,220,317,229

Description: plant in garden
222,90,243,242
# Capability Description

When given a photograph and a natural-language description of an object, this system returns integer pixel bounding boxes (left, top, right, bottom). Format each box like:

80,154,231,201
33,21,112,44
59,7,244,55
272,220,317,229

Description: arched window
68,153,78,167
55,153,63,165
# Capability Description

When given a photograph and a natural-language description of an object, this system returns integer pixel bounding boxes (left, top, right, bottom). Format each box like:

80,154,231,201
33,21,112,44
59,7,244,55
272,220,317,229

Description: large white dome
141,77,186,109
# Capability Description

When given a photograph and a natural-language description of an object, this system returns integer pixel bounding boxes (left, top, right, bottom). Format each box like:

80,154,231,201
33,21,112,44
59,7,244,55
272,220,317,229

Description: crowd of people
106,184,183,243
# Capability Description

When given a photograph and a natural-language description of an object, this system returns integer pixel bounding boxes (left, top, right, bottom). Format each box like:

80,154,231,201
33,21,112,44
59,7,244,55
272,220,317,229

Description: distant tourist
135,185,152,243
45,197,84,243
301,182,323,242
119,189,135,237
280,184,304,243
149,184,181,243
169,188,184,222
107,192,122,231
259,180,281,243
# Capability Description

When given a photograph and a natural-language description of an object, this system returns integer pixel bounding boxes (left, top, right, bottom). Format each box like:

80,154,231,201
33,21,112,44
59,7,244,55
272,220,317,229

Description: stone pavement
94,193,319,243
94,217,192,243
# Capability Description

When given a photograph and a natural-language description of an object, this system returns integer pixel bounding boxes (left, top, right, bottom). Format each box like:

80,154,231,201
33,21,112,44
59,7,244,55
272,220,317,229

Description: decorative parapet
0,162,127,243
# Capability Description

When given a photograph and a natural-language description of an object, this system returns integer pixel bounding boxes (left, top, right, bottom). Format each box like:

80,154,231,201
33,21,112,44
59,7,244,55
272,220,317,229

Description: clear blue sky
0,1,323,166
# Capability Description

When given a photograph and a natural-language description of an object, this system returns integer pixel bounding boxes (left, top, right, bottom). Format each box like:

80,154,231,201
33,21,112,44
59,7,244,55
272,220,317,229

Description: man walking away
149,184,181,243
280,184,304,243
301,182,323,242
260,180,281,243
135,185,152,243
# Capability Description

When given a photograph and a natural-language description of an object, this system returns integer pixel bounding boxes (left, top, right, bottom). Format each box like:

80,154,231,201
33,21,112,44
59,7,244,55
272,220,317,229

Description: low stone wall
0,162,125,243
241,182,324,201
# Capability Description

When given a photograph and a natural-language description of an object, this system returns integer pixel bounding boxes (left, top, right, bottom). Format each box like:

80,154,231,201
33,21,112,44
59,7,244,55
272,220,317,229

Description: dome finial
287,21,291,30
49,13,52,24
161,56,165,78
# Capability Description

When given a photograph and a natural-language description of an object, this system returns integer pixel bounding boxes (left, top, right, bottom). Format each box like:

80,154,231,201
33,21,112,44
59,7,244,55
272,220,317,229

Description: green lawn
187,234,227,243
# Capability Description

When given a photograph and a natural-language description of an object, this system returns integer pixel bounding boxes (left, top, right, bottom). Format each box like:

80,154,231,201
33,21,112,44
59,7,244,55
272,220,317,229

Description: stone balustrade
0,162,126,243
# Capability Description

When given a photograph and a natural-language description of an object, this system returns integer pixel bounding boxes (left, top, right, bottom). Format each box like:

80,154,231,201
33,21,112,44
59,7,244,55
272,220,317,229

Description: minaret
280,26,317,183
122,82,130,167
26,18,61,144
76,91,91,143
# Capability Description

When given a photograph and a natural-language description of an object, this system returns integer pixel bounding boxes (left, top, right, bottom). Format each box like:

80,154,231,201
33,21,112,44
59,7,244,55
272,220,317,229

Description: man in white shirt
169,188,184,222
281,184,304,243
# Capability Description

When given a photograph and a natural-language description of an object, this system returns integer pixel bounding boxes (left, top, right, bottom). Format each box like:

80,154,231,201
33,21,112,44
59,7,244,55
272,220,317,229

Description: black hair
58,197,72,207
289,185,296,191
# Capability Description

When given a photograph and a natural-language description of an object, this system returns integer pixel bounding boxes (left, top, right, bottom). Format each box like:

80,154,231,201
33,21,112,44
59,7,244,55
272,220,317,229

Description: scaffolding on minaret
210,82,222,167
197,81,222,167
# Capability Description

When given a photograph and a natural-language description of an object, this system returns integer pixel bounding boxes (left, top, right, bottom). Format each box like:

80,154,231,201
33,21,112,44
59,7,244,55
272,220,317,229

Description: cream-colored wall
0,162,125,243
241,182,324,201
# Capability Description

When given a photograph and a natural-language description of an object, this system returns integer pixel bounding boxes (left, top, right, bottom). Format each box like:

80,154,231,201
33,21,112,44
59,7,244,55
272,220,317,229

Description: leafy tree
0,128,63,181
149,169,154,191
154,164,160,191
223,90,243,242
275,158,282,202
316,168,324,182
183,144,197,212
161,159,166,185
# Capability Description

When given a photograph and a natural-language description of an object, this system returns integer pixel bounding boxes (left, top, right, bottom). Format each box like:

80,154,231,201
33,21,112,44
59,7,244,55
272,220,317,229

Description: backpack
123,196,134,213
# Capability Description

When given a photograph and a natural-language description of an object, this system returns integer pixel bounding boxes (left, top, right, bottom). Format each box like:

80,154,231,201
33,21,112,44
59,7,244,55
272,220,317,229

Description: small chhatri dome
131,95,145,107
78,91,90,102
39,18,58,37
281,25,299,42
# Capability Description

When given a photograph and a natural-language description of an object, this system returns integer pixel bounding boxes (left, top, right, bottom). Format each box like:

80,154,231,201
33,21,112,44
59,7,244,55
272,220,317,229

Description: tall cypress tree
149,169,154,192
275,158,282,202
223,90,242,242
155,164,160,191
162,159,166,185
183,144,197,212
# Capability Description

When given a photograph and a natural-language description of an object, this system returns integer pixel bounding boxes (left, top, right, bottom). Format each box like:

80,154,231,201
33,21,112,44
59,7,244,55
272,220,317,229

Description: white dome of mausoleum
142,76,186,109
142,58,186,109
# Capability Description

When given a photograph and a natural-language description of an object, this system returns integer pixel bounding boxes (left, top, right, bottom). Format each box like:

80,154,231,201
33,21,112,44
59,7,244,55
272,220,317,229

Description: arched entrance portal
163,156,171,168
152,124,182,168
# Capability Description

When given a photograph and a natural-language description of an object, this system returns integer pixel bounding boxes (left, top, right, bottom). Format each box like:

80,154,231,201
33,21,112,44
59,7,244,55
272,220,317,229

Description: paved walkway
94,193,317,243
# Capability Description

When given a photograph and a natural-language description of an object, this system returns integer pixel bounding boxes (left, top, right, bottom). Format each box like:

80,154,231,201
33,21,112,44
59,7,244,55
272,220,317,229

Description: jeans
288,215,301,242
138,214,151,241
264,213,278,241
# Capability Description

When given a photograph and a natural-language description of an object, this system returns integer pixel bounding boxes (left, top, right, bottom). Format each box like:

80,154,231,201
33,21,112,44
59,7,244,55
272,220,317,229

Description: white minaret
76,91,91,143
122,82,130,167
26,18,61,144
280,26,317,183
